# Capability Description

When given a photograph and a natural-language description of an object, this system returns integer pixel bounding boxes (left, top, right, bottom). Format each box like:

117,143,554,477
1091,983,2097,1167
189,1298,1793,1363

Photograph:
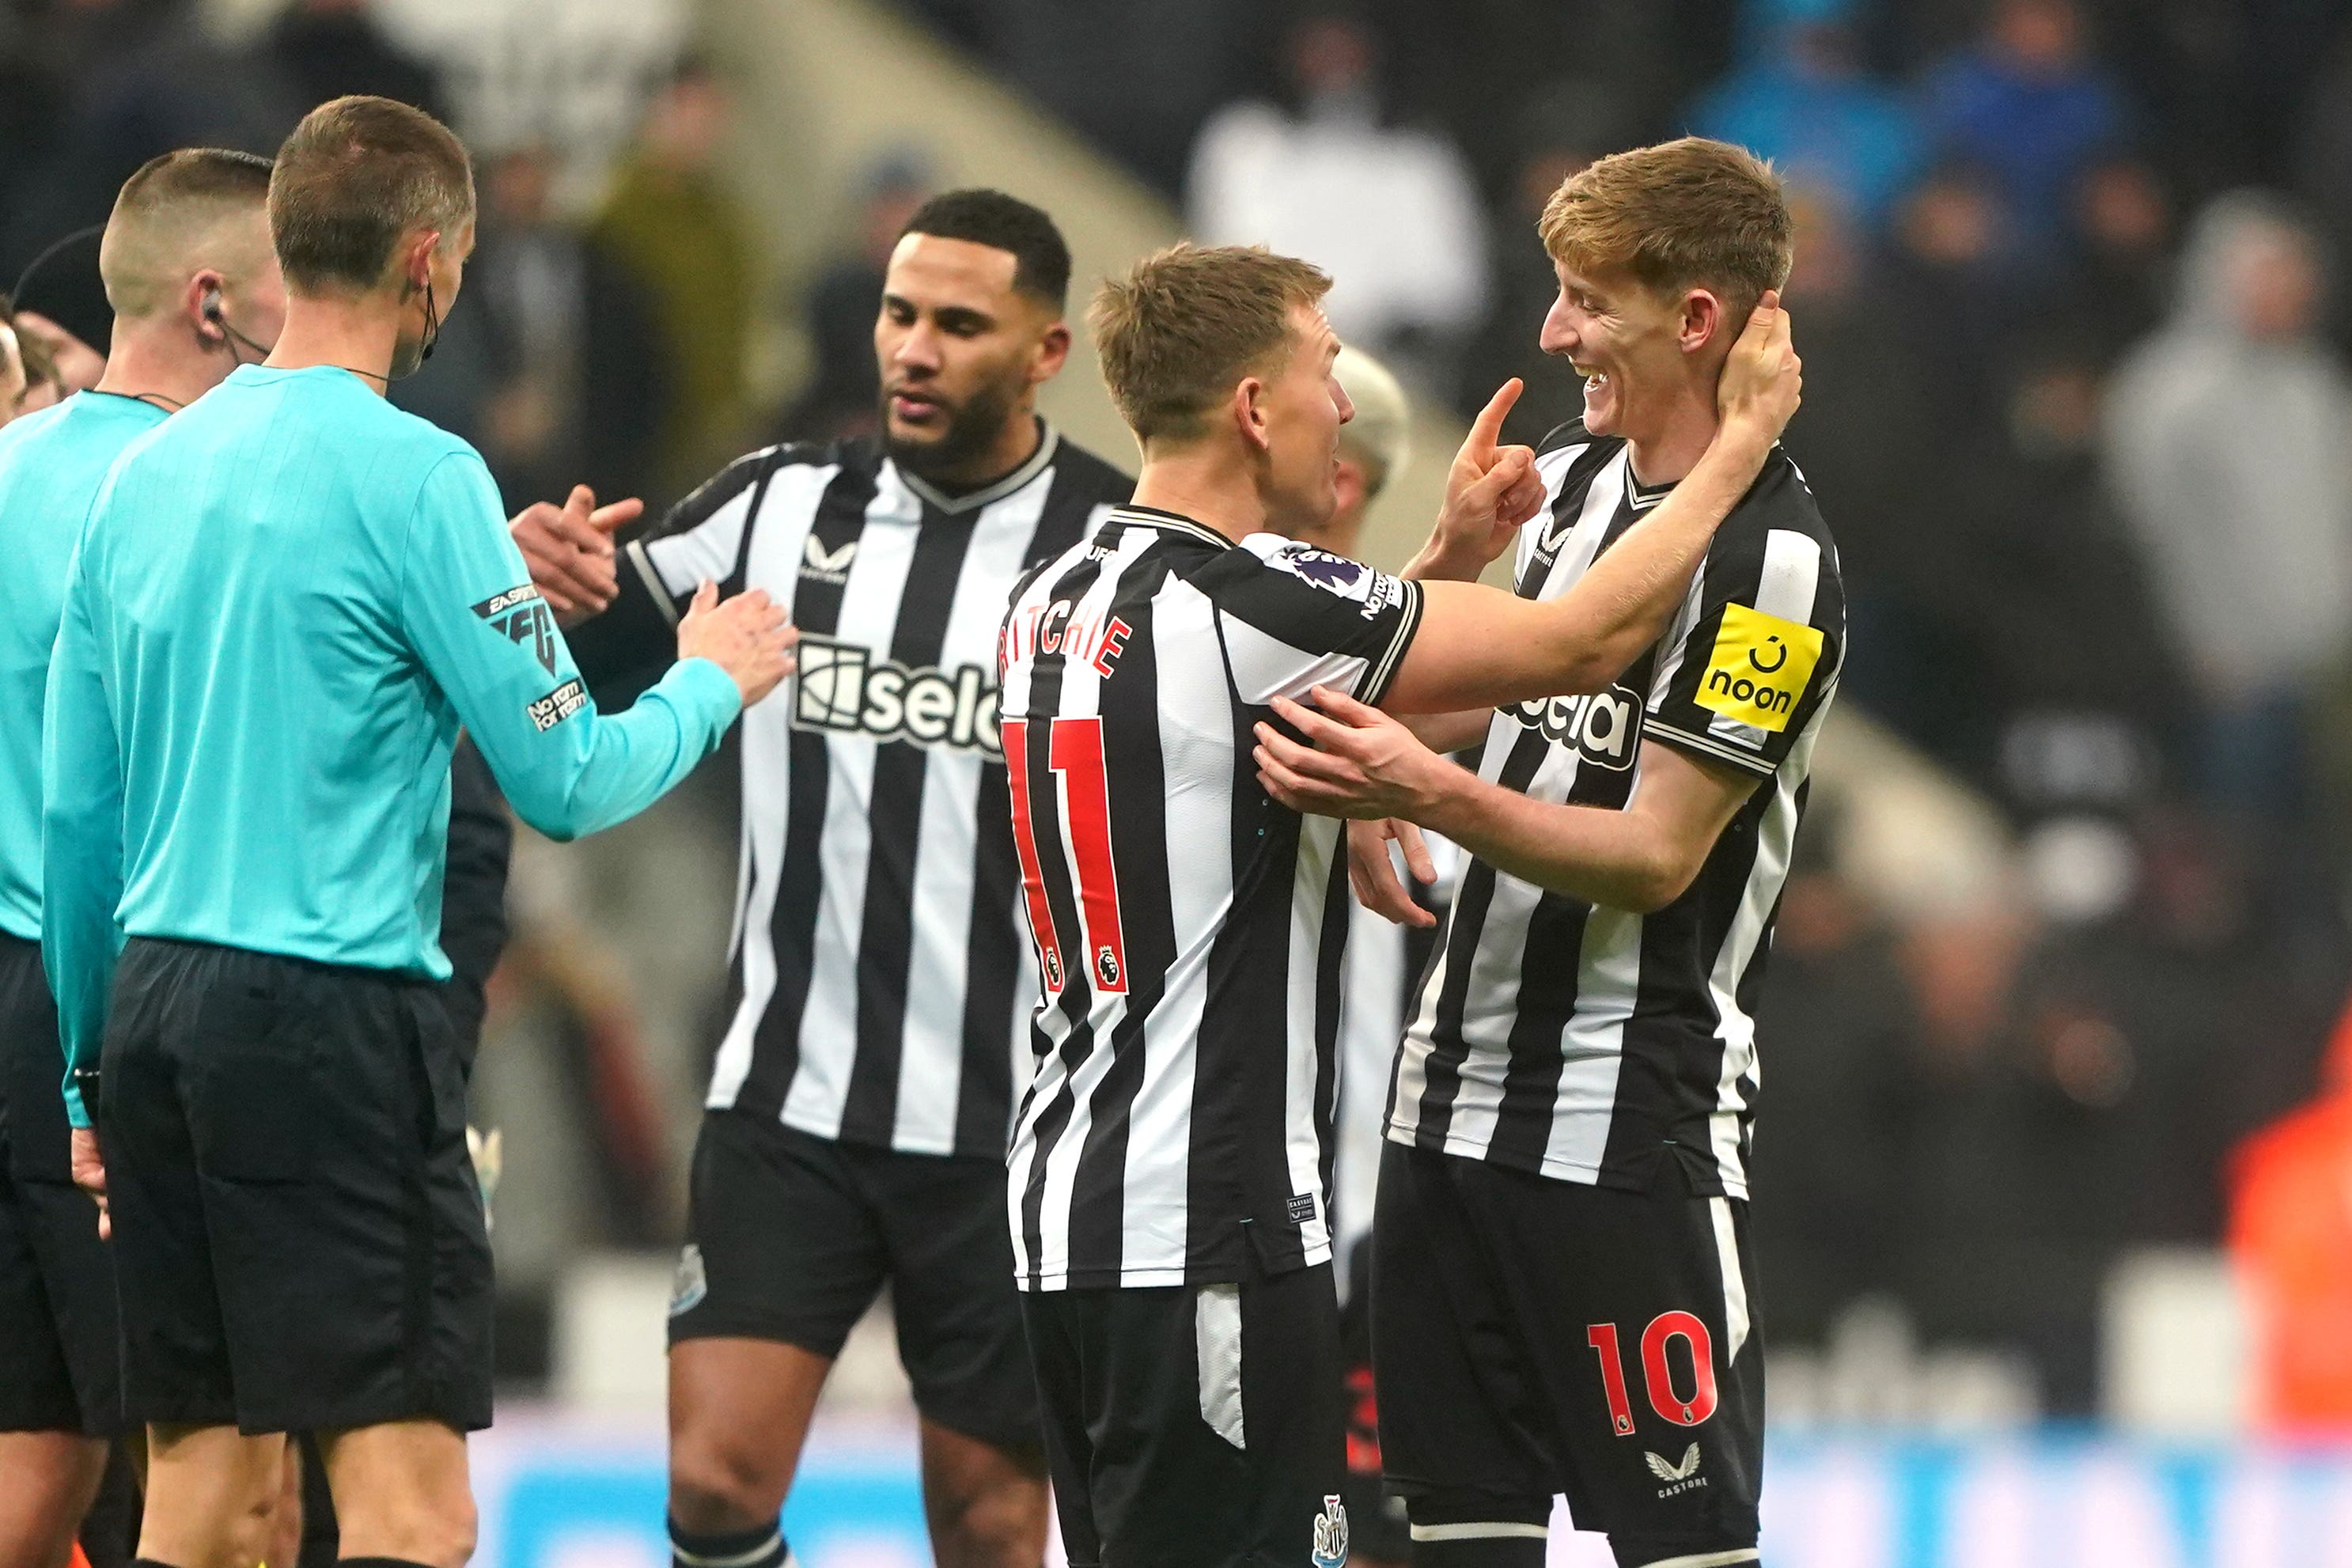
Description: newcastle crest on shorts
669,1243,708,1317
1311,1493,1350,1565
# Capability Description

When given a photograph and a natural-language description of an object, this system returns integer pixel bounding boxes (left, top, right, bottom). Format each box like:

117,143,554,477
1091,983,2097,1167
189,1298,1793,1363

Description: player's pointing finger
1467,377,1524,456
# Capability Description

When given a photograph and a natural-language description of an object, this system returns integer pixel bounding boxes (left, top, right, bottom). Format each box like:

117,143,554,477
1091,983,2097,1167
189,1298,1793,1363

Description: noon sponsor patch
527,677,589,731
1694,604,1821,734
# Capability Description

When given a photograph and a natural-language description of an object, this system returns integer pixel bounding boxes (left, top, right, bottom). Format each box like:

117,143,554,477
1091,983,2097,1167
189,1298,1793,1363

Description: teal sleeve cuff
62,1078,90,1130
665,656,746,735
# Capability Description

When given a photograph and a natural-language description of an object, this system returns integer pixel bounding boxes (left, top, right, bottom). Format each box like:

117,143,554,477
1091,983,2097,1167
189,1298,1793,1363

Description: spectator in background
472,143,667,510
2297,24,2352,349
1920,0,2128,267
1684,0,1926,231
1749,816,1923,1346
1,0,301,271
592,57,757,504
262,0,449,123
2103,193,2352,834
2051,154,2173,365
2229,993,2352,1431
779,150,930,442
1187,8,1487,392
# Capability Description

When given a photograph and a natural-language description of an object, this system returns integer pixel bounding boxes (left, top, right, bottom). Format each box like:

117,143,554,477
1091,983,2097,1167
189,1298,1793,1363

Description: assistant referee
41,97,793,1568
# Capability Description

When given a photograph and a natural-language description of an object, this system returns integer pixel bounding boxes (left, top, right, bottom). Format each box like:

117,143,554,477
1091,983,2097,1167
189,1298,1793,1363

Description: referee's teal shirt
43,365,742,1127
0,392,168,952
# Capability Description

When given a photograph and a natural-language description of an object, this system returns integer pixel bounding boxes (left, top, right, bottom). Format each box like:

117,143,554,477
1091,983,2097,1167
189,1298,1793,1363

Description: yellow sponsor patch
1695,604,1823,733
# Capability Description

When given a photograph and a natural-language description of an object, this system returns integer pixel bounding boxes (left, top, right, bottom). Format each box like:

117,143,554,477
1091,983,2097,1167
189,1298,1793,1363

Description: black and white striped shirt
587,424,1131,1157
998,506,1423,1290
1386,423,1844,1200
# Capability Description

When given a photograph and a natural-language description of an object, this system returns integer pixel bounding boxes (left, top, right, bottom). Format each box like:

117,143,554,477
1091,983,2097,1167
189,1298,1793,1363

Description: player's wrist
1404,534,1491,582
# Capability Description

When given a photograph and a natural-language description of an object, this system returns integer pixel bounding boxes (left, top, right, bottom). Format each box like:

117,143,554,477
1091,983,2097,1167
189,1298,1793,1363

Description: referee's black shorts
99,937,493,1434
1021,1261,1348,1568
0,932,123,1435
1372,1141,1763,1567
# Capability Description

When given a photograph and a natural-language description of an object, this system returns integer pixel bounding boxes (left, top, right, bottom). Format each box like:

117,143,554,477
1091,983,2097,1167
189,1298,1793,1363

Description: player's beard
879,373,1022,485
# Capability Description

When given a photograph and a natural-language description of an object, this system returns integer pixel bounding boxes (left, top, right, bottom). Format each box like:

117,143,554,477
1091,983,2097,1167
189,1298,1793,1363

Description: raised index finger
1466,377,1524,456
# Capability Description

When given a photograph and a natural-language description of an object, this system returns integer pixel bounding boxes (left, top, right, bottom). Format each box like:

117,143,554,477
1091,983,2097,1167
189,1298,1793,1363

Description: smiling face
875,232,1069,483
1254,301,1354,528
1539,259,1713,444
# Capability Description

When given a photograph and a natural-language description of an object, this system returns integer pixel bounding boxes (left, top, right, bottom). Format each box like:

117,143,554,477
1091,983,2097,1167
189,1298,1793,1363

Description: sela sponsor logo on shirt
793,632,1002,756
474,581,558,675
1310,1494,1350,1567
1695,604,1823,735
527,677,589,732
1646,1441,1706,1497
801,534,858,585
1505,682,1642,770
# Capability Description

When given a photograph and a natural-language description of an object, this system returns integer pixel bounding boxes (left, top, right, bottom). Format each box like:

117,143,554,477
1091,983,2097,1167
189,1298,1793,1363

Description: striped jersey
1387,423,1844,1200
615,424,1131,1158
998,505,1424,1290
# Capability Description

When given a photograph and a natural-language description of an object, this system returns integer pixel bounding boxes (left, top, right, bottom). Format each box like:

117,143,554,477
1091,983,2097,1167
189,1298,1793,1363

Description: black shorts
1338,1239,1411,1562
99,938,493,1434
1021,1263,1349,1568
2,934,125,1435
669,1108,1039,1451
1372,1142,1763,1567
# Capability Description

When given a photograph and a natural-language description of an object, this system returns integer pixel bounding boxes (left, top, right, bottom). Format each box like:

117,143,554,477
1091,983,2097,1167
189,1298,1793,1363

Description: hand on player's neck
266,292,405,395
93,317,229,412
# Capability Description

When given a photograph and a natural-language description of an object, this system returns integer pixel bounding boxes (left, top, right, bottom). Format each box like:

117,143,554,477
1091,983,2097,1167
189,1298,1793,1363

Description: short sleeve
1644,490,1843,778
1208,537,1423,707
631,446,778,608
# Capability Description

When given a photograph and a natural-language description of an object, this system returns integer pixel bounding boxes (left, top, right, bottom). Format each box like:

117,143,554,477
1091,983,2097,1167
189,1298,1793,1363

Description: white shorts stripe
1710,1195,1749,1362
1408,1521,1551,1541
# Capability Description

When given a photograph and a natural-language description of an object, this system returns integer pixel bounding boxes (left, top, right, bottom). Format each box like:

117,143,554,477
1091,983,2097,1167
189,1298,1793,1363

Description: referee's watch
70,1066,102,1117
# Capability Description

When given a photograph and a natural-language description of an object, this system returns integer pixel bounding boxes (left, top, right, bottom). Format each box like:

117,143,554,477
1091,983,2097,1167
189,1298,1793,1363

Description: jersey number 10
1004,717,1130,995
1587,1313,1719,1434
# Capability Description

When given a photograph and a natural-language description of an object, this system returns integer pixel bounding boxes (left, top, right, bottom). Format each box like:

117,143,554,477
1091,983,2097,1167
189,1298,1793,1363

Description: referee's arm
401,453,744,843
40,550,125,1129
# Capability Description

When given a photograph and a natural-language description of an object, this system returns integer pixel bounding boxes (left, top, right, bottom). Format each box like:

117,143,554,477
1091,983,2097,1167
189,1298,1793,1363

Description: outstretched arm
1256,687,1758,915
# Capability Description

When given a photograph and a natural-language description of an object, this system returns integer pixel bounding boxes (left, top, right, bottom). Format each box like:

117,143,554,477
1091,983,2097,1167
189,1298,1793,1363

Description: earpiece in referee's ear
200,287,225,342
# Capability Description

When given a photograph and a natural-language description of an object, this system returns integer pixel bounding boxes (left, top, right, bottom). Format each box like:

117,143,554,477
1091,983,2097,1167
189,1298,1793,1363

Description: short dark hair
901,188,1071,312
270,96,475,294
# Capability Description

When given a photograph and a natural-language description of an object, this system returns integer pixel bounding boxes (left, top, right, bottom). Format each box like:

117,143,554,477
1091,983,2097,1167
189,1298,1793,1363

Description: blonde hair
1538,137,1793,322
1089,243,1331,443
100,149,275,319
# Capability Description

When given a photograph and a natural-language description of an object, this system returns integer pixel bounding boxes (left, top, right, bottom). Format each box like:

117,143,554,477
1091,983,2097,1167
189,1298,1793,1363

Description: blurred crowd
2,0,763,513
11,0,2352,1422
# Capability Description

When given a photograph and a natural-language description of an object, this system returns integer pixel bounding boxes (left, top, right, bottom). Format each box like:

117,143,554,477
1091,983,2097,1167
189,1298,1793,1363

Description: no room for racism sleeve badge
1695,604,1823,733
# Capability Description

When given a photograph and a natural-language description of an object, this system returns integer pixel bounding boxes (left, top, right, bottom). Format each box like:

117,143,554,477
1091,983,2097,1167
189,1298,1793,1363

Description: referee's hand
70,1127,108,1240
679,580,797,706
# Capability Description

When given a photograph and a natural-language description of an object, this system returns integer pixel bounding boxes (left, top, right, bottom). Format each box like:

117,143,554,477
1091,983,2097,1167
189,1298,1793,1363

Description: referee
41,97,793,1568
0,147,283,1568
